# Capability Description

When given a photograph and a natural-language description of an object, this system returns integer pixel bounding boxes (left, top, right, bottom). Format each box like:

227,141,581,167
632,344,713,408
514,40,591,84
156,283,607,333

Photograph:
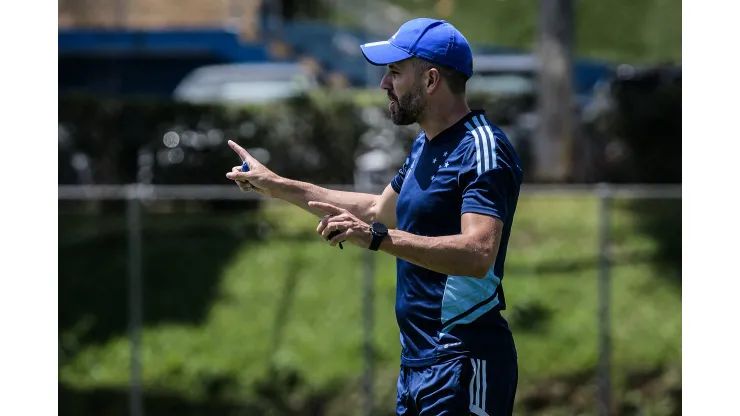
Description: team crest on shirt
429,150,452,182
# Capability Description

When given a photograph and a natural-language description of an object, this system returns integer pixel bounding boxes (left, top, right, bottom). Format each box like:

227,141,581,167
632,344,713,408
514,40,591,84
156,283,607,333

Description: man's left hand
309,201,373,249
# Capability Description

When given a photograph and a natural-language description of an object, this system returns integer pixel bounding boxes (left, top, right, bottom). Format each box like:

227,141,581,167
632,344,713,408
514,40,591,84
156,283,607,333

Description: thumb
226,170,253,181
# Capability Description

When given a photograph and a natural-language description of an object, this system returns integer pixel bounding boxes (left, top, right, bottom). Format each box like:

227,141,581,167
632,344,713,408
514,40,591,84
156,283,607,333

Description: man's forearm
379,230,494,278
273,177,378,222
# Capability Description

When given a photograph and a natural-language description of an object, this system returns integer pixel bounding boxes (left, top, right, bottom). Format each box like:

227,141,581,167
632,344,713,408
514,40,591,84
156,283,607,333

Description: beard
389,81,427,126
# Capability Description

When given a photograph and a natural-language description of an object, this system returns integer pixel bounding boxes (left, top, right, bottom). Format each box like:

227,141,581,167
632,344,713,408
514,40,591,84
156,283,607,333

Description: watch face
373,222,388,235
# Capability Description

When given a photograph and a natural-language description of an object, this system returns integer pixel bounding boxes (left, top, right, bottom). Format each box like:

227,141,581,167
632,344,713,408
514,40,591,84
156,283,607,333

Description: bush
58,90,534,187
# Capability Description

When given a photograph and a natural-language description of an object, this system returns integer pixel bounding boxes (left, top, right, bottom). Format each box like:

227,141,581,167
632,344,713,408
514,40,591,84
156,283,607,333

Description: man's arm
274,179,399,227
225,140,399,227
312,201,502,279
378,213,502,278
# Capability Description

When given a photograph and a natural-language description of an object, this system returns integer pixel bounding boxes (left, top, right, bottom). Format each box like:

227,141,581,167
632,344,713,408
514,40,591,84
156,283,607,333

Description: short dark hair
412,57,469,95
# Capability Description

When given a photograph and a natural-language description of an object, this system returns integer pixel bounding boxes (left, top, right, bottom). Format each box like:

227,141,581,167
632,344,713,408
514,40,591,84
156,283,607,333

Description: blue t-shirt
390,110,523,367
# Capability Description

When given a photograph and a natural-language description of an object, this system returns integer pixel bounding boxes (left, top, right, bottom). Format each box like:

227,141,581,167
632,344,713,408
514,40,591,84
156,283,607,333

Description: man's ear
426,68,441,92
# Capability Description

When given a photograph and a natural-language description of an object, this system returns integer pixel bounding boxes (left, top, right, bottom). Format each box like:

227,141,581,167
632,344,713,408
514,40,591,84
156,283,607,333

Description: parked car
468,54,538,96
469,53,613,104
173,62,319,105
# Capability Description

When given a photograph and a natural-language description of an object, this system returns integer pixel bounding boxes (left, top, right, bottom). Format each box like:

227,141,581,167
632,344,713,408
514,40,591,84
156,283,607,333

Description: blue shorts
395,355,518,416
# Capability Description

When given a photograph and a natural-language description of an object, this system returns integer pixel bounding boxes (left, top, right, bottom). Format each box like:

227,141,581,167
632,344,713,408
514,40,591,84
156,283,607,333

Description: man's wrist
269,176,291,199
369,222,389,251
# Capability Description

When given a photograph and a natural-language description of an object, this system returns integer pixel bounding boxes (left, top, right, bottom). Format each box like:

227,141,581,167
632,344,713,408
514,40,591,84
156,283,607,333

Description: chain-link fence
58,183,681,416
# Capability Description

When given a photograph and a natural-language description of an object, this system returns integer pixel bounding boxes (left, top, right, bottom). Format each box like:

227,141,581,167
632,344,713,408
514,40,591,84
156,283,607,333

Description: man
226,18,522,416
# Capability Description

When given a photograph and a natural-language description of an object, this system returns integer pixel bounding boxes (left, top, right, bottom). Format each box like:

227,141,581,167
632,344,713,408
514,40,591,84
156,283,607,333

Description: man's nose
380,72,392,90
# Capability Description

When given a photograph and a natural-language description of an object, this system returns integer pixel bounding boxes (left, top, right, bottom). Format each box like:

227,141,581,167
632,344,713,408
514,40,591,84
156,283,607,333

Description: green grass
59,195,681,413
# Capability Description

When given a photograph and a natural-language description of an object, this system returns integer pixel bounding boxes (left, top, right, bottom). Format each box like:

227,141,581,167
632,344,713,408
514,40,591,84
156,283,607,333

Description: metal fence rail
58,183,682,200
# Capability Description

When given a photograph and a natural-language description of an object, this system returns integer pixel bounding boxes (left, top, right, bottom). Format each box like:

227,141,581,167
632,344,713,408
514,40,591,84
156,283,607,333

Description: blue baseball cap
360,18,474,78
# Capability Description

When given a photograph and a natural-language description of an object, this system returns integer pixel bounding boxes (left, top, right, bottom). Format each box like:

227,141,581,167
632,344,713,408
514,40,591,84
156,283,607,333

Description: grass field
58,194,681,415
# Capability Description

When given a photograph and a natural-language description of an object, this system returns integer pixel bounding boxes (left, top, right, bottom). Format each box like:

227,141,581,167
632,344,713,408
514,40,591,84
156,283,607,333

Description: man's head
360,18,473,125
382,57,468,125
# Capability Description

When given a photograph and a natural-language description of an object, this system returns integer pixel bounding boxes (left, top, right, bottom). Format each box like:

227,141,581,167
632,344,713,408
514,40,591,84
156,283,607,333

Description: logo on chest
411,150,454,191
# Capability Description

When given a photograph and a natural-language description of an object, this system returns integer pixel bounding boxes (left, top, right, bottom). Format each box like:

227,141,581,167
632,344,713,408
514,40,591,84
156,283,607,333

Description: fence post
596,183,612,416
361,247,375,416
355,152,392,416
127,186,144,416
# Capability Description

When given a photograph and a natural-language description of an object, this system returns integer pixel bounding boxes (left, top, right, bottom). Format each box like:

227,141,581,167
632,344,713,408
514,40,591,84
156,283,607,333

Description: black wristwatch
369,222,388,251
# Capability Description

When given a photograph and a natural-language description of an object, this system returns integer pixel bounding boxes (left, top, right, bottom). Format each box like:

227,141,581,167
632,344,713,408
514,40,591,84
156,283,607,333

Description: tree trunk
535,0,575,183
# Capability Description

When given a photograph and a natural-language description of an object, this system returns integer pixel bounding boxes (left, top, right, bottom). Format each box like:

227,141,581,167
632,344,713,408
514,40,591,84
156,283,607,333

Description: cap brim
360,41,413,66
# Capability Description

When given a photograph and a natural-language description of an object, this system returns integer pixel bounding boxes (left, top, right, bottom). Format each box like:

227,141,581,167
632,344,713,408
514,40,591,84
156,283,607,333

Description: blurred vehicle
469,53,613,104
468,54,539,96
173,62,319,105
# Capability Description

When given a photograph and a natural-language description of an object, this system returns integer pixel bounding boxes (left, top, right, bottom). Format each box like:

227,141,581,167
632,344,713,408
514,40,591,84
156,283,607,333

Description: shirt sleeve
457,140,513,222
390,155,411,194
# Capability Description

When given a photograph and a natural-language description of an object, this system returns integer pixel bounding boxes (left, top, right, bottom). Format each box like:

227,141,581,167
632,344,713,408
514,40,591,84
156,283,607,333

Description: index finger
228,140,254,163
308,201,344,215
